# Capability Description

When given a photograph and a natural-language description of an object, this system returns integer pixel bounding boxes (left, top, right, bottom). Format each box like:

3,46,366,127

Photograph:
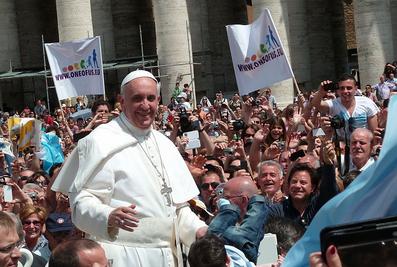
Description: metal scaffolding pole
41,34,51,113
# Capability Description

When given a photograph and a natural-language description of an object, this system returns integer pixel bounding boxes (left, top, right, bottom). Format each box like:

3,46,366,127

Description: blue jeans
207,195,269,263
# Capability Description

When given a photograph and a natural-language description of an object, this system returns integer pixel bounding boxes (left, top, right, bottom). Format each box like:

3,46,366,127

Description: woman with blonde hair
19,205,51,261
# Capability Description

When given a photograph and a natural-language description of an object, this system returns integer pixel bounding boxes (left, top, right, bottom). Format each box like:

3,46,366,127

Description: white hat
177,92,188,99
121,70,158,87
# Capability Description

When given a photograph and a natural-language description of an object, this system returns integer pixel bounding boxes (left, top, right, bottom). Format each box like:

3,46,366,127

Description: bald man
207,177,270,263
350,128,375,171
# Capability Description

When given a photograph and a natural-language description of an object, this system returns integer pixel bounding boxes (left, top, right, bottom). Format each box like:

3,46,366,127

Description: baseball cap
46,212,74,233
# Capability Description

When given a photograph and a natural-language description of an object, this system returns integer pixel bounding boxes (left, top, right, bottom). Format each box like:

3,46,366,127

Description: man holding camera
311,74,379,137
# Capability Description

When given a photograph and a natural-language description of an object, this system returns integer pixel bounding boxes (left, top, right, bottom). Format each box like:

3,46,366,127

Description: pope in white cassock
52,70,208,267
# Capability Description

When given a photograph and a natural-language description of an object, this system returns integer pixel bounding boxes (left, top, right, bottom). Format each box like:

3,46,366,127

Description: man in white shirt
53,70,207,267
372,74,393,101
312,73,379,138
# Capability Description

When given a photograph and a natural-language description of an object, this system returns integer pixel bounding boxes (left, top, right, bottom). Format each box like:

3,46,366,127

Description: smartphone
320,216,397,267
240,160,248,172
203,164,216,172
3,185,13,202
323,82,339,92
289,149,305,161
312,128,326,137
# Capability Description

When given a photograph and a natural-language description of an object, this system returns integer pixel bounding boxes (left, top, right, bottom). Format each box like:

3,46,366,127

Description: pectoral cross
161,184,173,206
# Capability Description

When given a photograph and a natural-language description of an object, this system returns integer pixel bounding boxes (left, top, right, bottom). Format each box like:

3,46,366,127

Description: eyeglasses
34,180,48,187
200,182,220,191
222,194,244,200
0,240,25,254
23,220,42,227
19,175,33,181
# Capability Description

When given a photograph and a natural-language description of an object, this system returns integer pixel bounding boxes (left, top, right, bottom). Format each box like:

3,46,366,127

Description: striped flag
282,95,397,266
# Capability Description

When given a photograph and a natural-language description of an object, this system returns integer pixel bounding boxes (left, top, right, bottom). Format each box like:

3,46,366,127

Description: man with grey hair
350,128,375,171
0,211,22,267
53,70,207,267
256,160,285,203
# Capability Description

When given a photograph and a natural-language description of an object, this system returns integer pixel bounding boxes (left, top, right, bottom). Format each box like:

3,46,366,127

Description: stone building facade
0,0,395,110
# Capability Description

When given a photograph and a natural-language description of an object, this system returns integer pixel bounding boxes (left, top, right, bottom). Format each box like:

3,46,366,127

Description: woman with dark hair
261,117,287,161
249,116,287,168
264,117,286,147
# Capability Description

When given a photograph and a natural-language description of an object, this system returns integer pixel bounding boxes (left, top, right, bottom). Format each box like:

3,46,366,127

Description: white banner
45,36,105,100
226,9,294,96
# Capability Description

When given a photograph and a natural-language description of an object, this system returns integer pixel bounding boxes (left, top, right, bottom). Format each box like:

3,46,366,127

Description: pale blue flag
282,96,397,267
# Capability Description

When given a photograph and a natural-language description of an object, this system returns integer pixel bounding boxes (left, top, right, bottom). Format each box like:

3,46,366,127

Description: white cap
177,92,188,99
121,70,158,87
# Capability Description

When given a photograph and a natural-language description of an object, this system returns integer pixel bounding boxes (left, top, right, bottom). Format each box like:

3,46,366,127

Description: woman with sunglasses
19,205,51,262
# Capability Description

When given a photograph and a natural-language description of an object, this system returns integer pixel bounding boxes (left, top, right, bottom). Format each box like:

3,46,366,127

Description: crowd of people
0,62,395,267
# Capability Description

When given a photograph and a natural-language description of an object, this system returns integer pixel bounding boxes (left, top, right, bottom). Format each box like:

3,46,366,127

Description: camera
210,121,219,130
223,147,235,156
324,82,339,92
203,163,217,172
330,115,345,129
27,192,38,200
250,98,261,107
178,106,190,132
178,106,199,133
232,119,245,131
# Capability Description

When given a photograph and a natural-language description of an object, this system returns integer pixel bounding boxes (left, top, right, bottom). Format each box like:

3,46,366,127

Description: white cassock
52,113,206,267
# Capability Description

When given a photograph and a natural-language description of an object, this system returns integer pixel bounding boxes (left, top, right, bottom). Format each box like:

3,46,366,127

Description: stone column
186,0,214,101
253,0,294,107
111,0,156,60
331,0,349,78
152,0,194,104
206,0,247,98
391,0,397,56
91,0,115,61
56,0,94,41
286,0,311,90
15,0,43,68
306,0,336,87
0,0,21,72
354,0,394,86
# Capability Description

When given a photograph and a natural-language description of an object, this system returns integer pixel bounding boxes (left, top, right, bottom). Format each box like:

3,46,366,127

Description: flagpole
265,9,301,95
97,36,106,100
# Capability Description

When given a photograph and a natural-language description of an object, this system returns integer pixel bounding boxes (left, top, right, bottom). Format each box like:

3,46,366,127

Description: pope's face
121,77,159,129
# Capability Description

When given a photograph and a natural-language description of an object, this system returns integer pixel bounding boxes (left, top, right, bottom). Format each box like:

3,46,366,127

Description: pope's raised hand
108,204,139,232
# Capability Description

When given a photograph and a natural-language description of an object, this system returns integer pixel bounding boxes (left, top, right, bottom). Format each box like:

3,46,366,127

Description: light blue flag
282,96,397,267
40,132,64,174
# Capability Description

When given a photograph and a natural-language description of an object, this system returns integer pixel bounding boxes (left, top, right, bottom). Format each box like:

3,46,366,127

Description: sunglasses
200,182,220,191
23,220,42,227
19,175,33,181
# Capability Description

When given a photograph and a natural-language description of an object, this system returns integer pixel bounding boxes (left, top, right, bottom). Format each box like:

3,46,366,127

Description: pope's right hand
108,204,139,232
